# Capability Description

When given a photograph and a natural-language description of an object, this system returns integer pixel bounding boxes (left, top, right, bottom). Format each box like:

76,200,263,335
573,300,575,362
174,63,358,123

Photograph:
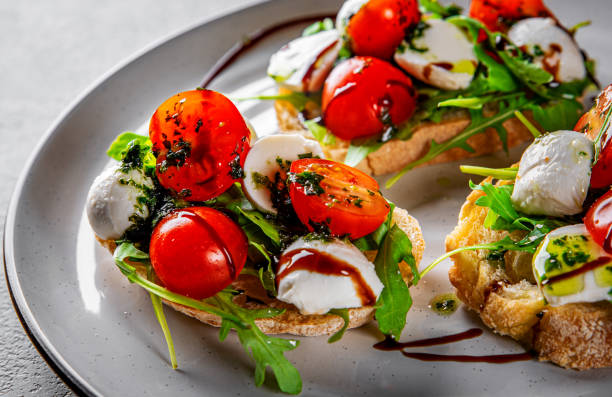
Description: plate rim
1,1,286,395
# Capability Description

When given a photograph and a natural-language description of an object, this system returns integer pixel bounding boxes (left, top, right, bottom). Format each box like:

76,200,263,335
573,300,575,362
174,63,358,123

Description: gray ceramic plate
5,0,612,395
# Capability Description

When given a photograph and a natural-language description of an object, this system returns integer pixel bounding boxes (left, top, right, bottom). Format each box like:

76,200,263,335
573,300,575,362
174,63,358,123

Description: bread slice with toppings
98,206,424,336
274,88,534,175
446,177,612,369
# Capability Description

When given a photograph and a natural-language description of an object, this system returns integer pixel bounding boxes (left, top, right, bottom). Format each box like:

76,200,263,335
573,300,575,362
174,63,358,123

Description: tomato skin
149,90,251,202
469,0,553,32
346,0,420,59
575,84,612,188
585,190,612,254
322,56,416,140
149,207,248,299
288,158,390,239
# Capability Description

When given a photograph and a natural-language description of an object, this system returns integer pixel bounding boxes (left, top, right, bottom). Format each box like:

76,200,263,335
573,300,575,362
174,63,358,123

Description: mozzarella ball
508,17,586,83
511,130,593,217
276,237,383,315
87,164,153,240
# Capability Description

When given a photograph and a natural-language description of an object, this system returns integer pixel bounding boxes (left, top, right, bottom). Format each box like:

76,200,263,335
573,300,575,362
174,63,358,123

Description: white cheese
242,134,324,213
511,130,593,217
508,17,586,83
394,19,477,90
533,224,612,306
267,29,341,93
276,237,383,315
86,164,153,240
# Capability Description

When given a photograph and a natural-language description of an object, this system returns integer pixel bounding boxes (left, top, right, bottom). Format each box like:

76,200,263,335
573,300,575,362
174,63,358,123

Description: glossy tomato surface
288,158,390,239
322,56,416,140
149,207,248,299
346,0,420,59
585,190,612,254
575,84,612,188
149,90,251,201
469,0,553,32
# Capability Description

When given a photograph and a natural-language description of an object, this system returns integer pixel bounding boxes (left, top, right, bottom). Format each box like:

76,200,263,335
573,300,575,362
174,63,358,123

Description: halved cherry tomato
322,56,416,140
575,84,612,188
585,190,612,254
345,0,420,59
288,158,390,239
149,90,251,201
469,0,553,32
150,207,248,299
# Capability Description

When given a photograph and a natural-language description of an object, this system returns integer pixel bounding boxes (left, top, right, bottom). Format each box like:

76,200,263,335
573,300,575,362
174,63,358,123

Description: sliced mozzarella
276,237,384,315
394,19,477,90
86,164,153,240
336,0,368,35
508,17,586,83
243,134,324,213
267,29,341,93
511,130,593,217
533,224,612,306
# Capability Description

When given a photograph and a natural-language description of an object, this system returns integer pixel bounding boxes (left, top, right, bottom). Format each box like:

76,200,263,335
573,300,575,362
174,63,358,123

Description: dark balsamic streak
373,328,482,351
200,14,336,89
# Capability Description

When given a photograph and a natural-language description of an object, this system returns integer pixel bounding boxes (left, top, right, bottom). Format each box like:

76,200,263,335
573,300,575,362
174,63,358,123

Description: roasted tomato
149,90,251,201
344,0,420,59
288,158,390,239
575,84,612,188
322,56,416,140
469,0,553,32
585,190,612,254
150,207,248,299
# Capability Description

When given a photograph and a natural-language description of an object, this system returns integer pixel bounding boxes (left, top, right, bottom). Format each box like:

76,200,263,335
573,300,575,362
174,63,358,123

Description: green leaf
304,119,336,146
529,100,584,133
352,202,395,251
438,95,494,109
149,292,177,369
211,292,302,394
345,140,382,167
248,241,277,296
235,207,281,247
469,181,519,223
235,92,313,112
459,165,518,180
327,308,350,343
419,0,462,18
373,225,415,340
107,132,151,160
302,18,334,36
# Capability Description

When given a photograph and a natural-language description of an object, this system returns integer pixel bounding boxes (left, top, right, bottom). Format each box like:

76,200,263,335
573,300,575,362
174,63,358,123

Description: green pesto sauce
543,234,593,296
429,293,460,316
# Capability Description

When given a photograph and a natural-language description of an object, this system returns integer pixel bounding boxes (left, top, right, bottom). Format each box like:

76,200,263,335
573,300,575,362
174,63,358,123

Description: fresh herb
513,110,542,137
373,225,418,340
158,140,191,173
107,132,156,172
302,18,334,37
235,92,314,112
327,308,350,343
419,0,462,18
459,165,518,180
113,242,302,394
304,119,336,146
404,21,430,53
345,139,382,167
529,100,583,132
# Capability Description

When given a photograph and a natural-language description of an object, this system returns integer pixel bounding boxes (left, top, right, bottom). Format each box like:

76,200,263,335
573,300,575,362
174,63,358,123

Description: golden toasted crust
274,88,533,175
446,178,612,369
98,207,424,336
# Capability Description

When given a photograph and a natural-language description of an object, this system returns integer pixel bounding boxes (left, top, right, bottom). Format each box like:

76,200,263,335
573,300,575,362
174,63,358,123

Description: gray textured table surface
0,2,261,395
2,1,611,396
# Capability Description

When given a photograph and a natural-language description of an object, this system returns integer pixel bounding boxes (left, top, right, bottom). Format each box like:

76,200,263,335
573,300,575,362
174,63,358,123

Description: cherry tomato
288,158,390,239
585,190,612,254
149,90,251,201
322,56,416,140
345,0,420,59
149,207,248,299
469,0,553,32
575,85,612,188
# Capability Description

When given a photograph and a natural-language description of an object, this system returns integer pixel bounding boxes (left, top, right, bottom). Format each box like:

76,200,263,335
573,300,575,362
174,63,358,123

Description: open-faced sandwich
85,89,425,394
263,0,595,186
441,84,612,369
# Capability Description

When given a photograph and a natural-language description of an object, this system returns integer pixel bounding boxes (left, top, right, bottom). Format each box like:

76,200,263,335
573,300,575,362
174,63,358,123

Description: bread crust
274,88,534,175
446,177,612,369
98,207,424,336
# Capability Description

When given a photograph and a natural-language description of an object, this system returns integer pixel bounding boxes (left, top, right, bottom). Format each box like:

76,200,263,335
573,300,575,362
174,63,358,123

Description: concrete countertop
0,1,261,395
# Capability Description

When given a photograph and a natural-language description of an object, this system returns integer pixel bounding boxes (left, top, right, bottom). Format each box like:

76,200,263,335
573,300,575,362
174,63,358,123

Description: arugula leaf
114,242,302,394
438,95,495,109
459,165,518,180
327,308,350,343
419,0,462,18
353,202,395,251
235,92,313,112
469,181,519,223
528,100,583,133
374,225,416,340
246,241,277,296
107,131,156,171
345,139,382,167
302,18,334,36
235,207,281,247
304,119,336,146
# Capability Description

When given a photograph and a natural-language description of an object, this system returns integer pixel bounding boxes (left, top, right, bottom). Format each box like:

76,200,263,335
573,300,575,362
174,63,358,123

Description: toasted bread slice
274,88,534,175
446,177,612,369
99,206,424,336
